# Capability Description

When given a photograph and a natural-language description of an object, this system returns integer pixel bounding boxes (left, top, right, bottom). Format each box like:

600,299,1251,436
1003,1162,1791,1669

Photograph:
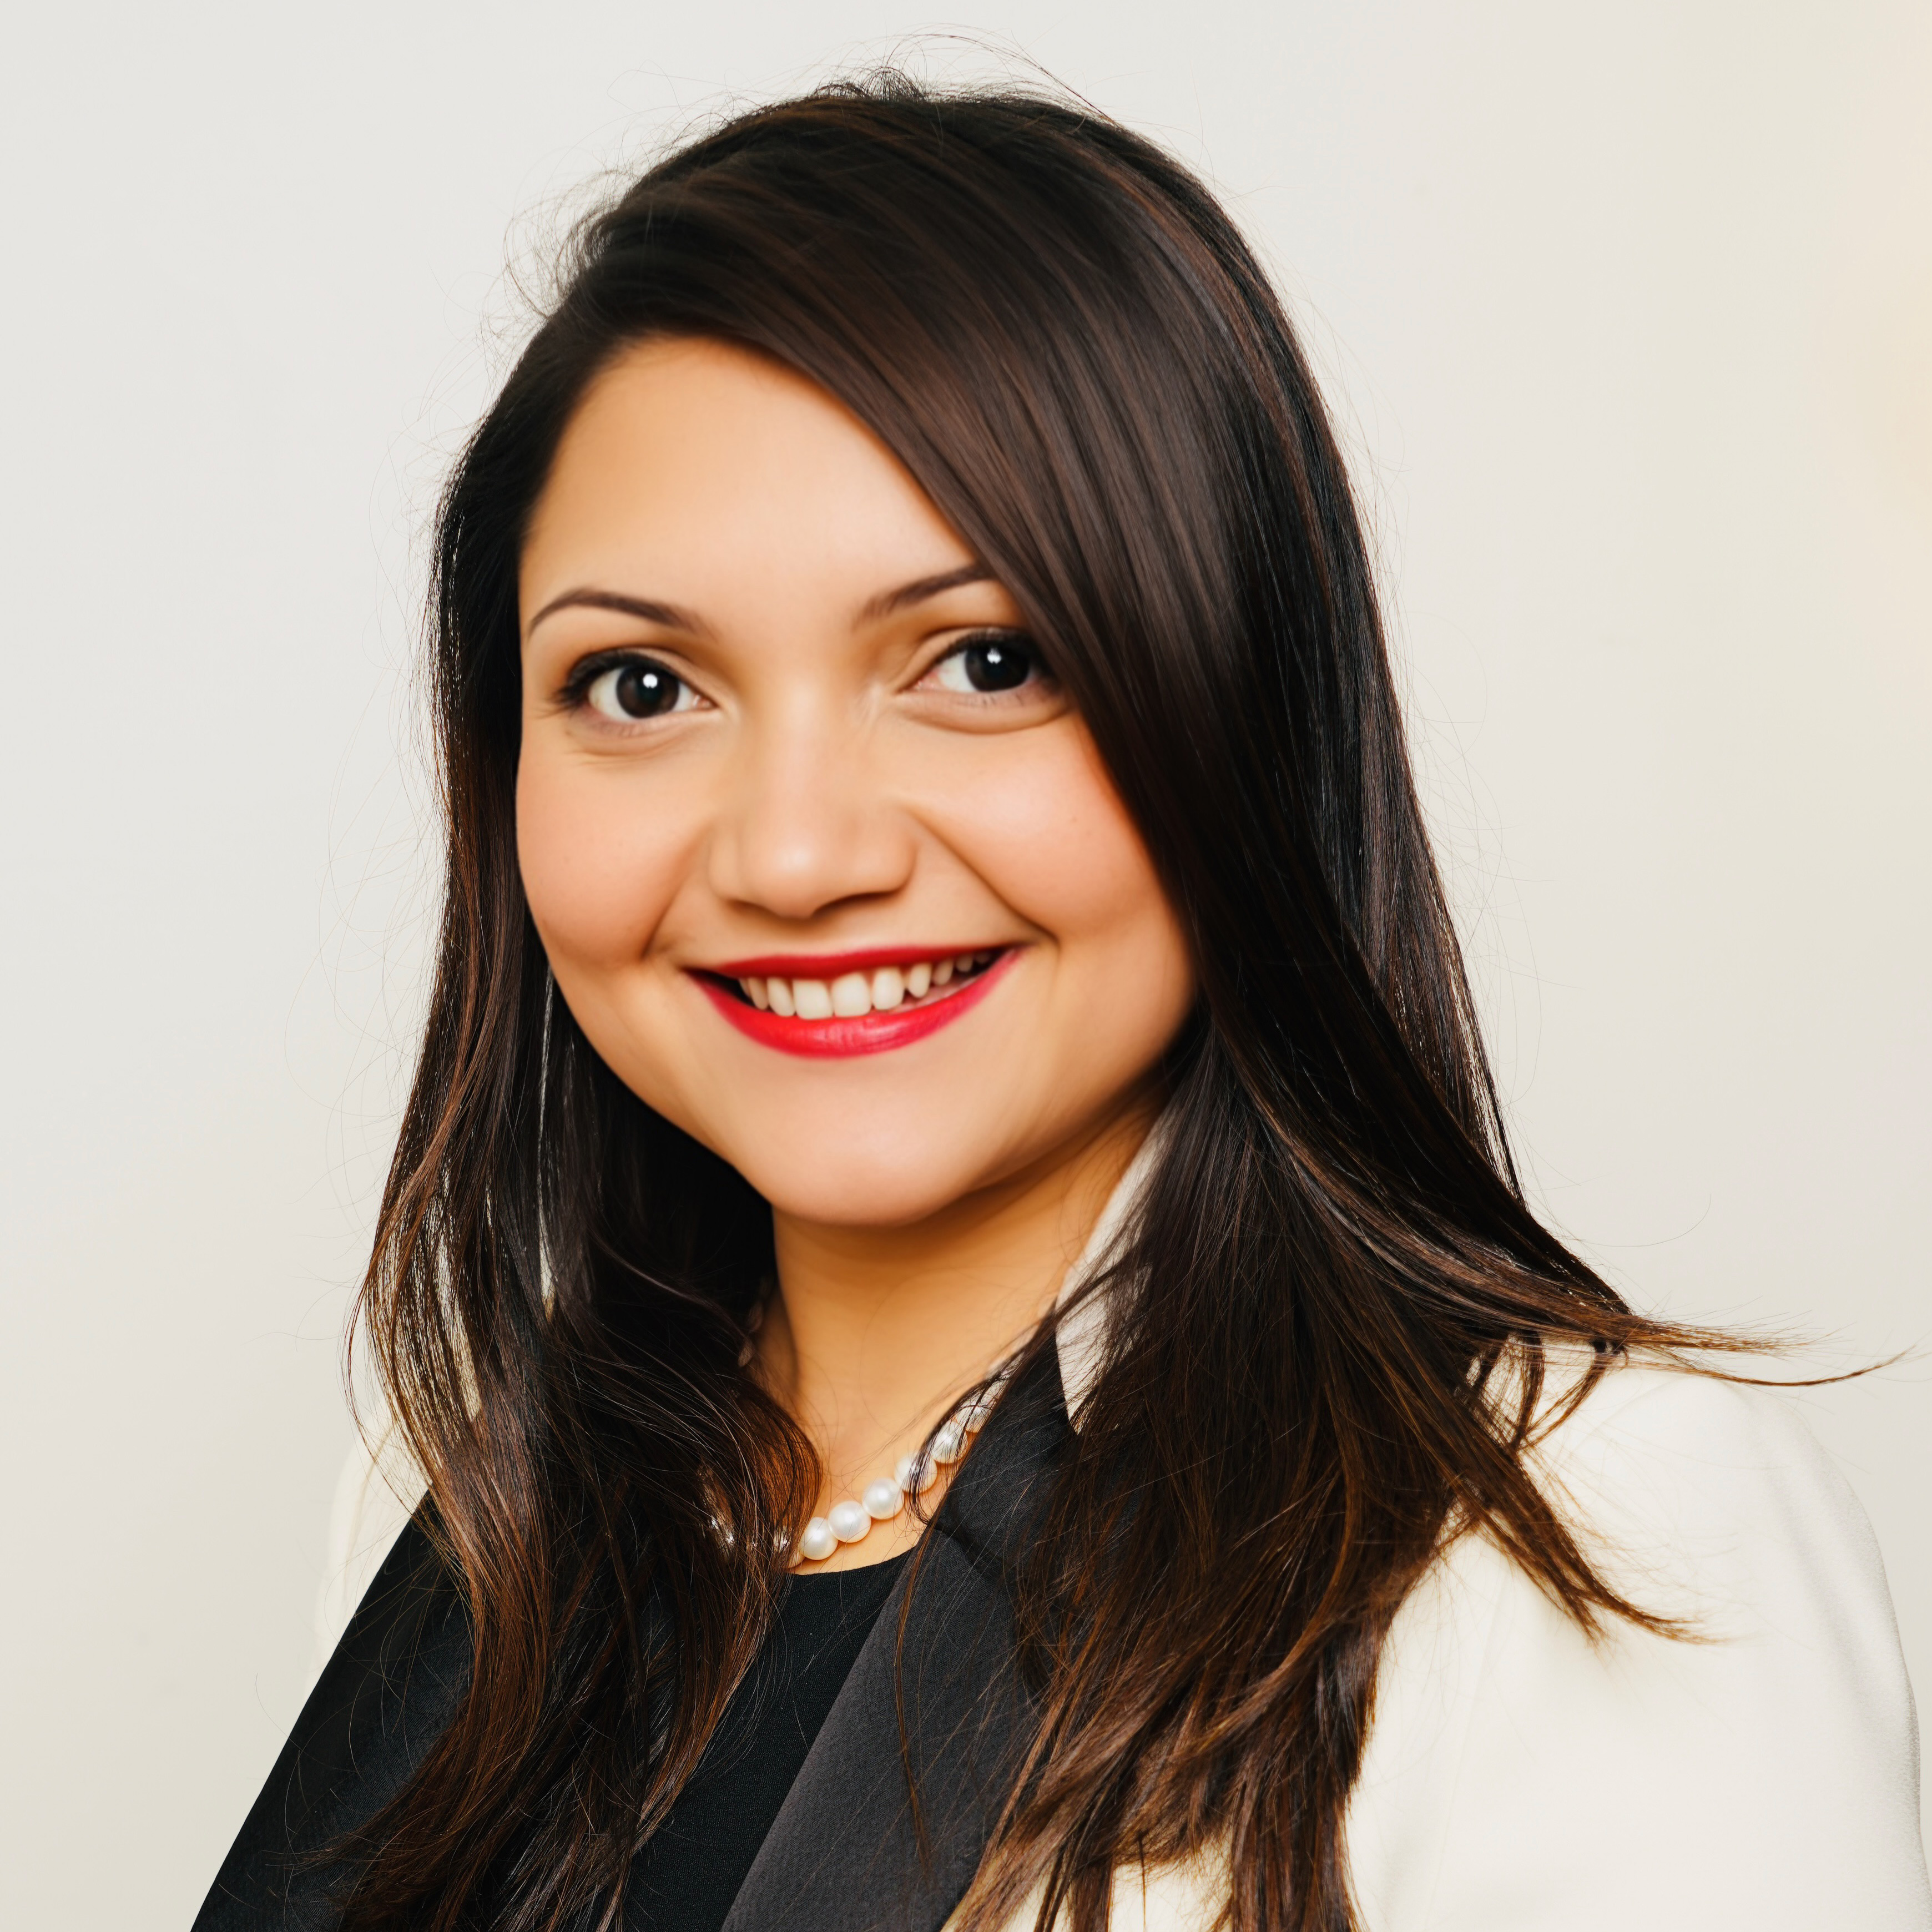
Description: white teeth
740,951,999,1018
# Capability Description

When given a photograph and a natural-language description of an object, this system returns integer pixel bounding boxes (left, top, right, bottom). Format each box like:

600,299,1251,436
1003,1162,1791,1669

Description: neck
759,1094,1157,1500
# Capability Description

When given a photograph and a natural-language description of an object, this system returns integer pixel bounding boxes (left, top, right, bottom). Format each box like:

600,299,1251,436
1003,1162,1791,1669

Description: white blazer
967,1352,1930,1931
976,1134,1932,1930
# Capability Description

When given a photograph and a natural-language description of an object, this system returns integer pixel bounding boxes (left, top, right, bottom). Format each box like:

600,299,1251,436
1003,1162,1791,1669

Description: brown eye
584,658,697,720
931,632,1041,694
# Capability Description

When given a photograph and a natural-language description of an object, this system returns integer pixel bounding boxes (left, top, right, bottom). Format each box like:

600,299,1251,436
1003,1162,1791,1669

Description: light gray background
3,4,1926,1922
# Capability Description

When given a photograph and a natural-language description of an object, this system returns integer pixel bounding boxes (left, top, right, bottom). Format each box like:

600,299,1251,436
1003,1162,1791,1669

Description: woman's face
517,338,1194,1228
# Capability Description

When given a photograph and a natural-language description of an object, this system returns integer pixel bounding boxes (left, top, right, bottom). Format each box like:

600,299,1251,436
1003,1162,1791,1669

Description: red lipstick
694,947,1017,1058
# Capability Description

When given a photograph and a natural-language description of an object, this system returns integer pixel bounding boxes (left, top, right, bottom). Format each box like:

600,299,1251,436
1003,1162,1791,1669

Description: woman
195,79,1929,1932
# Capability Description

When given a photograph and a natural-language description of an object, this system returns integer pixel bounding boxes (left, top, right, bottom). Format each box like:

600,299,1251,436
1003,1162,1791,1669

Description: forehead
518,337,973,630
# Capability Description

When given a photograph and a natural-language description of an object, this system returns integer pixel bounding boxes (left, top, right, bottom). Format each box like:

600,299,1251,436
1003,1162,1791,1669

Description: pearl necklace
771,1328,1016,1566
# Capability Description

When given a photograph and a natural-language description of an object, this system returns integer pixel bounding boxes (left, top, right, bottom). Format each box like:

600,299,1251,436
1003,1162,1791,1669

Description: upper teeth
740,952,994,1018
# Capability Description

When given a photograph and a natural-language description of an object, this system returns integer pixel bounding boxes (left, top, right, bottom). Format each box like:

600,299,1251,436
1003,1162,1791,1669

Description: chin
734,1144,1006,1228
678,1081,1042,1227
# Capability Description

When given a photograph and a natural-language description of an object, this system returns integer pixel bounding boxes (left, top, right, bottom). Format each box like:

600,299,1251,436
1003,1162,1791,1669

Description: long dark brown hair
349,74,1744,1932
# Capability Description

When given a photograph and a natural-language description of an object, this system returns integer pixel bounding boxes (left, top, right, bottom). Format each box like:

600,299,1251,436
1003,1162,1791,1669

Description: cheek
515,755,686,971
936,724,1192,992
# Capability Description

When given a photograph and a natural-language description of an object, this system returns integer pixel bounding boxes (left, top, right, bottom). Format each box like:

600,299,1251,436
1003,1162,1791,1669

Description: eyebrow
857,562,995,621
526,562,996,640
526,588,703,637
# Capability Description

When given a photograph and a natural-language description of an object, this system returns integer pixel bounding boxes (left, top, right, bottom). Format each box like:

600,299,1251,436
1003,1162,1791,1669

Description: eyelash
919,629,1052,698
559,649,657,705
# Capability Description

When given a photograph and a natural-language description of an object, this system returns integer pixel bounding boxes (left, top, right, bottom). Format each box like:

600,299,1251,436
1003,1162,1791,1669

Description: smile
694,947,1016,1057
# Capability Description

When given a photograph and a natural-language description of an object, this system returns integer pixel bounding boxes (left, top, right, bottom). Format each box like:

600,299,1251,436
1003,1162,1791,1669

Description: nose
705,698,917,921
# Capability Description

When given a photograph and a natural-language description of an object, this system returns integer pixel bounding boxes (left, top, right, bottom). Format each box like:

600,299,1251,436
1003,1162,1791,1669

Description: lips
694,946,1017,1058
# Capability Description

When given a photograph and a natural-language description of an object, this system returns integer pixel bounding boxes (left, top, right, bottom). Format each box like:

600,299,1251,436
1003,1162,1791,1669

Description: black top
629,1554,908,1928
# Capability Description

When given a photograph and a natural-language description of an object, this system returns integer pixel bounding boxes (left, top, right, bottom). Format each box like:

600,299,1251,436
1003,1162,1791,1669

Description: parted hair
347,74,1743,1932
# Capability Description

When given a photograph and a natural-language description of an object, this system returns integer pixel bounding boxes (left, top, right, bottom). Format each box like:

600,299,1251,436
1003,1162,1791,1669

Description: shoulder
1348,1352,1932,1931
193,1511,471,1930
1516,1351,1897,1633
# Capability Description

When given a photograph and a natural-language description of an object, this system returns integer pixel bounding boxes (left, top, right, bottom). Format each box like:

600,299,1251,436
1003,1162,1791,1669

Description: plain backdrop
2,3,1926,1921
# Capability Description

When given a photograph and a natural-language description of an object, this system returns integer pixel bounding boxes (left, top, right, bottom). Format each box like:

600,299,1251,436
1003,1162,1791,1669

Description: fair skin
517,337,1194,1567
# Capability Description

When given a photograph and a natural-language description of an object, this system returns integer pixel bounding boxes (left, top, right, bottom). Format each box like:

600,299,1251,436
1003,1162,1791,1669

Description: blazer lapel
719,1351,1068,1932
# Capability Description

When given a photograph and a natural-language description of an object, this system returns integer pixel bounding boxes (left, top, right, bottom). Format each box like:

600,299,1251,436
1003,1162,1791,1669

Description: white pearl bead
828,1499,871,1543
785,1357,1015,1564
